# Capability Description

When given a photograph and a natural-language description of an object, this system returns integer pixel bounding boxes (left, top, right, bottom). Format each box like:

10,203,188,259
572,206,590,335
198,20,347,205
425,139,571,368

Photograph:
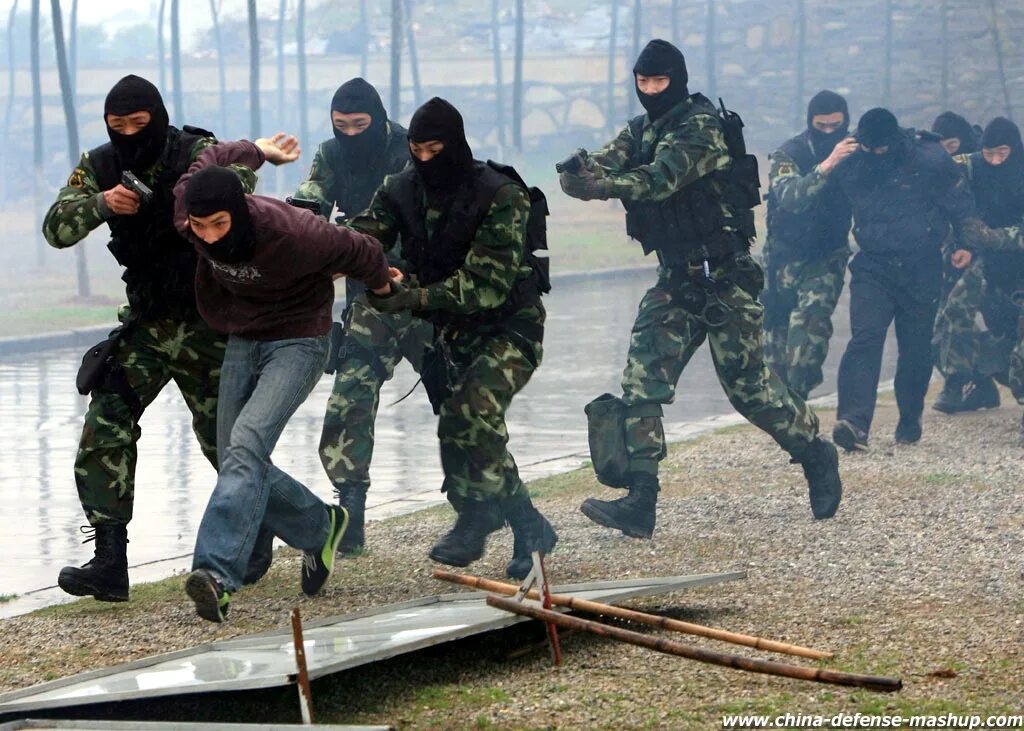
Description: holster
323,321,347,375
420,344,453,416
76,326,143,420
585,393,663,488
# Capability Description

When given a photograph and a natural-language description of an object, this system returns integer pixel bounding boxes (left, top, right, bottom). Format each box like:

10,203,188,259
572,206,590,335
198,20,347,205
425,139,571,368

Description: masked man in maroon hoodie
172,137,393,622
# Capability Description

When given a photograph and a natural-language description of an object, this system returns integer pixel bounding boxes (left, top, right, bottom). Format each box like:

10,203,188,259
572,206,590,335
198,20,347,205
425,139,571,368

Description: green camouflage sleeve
421,183,530,313
587,125,635,173
769,148,828,214
346,178,402,250
186,137,259,194
602,114,730,202
41,153,109,249
293,142,334,215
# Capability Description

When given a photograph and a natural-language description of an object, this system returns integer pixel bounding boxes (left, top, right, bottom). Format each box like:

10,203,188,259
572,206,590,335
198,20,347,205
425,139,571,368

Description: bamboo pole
434,570,831,660
290,608,314,725
487,596,902,693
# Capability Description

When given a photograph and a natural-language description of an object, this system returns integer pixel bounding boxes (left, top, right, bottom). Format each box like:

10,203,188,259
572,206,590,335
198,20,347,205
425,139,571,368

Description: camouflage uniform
587,96,819,474
294,122,432,494
349,178,542,503
42,136,256,526
934,154,1024,401
762,143,851,399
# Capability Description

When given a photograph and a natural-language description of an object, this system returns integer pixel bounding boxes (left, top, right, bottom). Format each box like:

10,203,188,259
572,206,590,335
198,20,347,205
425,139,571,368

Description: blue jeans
192,335,331,591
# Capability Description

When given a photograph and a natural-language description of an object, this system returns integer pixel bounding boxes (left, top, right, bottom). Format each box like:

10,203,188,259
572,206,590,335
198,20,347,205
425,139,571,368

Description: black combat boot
932,373,968,414
960,376,1000,411
579,472,659,539
57,524,129,602
894,414,923,444
832,419,869,452
504,499,558,580
334,483,368,555
792,436,842,519
428,499,505,568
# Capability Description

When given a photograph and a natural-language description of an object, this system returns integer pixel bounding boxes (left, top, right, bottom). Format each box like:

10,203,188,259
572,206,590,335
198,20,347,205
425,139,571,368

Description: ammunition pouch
585,394,664,488
76,327,142,420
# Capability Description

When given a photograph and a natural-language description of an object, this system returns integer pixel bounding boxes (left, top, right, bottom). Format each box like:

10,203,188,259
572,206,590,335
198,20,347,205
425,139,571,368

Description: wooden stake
433,570,832,660
290,608,314,725
486,595,902,693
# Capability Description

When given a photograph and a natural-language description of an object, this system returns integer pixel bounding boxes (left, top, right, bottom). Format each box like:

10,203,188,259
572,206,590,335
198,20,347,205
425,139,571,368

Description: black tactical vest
765,131,852,261
622,94,754,267
968,152,1024,292
387,161,542,328
91,126,209,319
321,121,411,222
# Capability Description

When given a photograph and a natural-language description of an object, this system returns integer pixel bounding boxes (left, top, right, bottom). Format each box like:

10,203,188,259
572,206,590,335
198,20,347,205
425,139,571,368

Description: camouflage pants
438,305,545,503
763,248,850,399
319,296,433,490
621,254,819,474
75,310,225,525
934,261,1024,403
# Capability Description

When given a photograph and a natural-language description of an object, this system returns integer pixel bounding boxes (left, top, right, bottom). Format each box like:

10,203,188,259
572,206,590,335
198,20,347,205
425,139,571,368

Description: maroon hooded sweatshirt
173,141,389,340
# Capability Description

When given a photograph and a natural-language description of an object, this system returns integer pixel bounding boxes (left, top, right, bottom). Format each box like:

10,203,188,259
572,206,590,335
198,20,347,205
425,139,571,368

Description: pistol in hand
555,148,590,175
120,171,154,207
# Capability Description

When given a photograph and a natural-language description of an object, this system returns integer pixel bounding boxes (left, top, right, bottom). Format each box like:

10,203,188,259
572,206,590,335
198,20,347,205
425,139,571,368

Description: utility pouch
585,394,663,488
324,321,346,375
420,345,453,416
76,331,123,396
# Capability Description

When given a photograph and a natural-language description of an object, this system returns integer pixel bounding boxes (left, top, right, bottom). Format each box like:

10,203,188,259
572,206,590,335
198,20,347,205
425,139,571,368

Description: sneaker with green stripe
186,569,231,623
301,505,349,596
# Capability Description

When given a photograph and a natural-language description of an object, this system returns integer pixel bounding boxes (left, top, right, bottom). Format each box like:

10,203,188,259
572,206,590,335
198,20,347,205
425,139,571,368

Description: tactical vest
968,152,1024,292
622,94,756,267
92,125,209,319
321,121,411,221
765,131,852,261
388,160,547,330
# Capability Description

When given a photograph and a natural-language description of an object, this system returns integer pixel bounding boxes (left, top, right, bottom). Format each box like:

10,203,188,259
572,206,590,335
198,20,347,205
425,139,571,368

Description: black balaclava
852,108,904,186
183,166,254,264
932,111,978,154
806,90,849,161
104,75,170,174
981,117,1023,163
978,117,1024,219
331,77,388,167
407,97,475,193
632,39,689,121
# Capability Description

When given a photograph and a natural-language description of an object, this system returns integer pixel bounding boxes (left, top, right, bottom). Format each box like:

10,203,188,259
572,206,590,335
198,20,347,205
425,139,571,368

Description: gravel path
1,388,1021,729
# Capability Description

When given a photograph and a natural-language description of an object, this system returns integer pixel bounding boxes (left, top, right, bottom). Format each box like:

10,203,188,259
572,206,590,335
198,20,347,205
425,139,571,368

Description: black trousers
836,263,938,434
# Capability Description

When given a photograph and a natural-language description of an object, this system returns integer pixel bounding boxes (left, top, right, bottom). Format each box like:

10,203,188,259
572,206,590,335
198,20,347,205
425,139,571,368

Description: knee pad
585,394,663,488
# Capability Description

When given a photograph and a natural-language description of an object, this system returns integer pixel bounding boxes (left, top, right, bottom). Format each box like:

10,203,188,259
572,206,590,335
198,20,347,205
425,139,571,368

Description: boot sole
832,423,868,453
808,445,842,521
580,500,653,539
186,572,227,623
57,571,128,603
506,526,559,580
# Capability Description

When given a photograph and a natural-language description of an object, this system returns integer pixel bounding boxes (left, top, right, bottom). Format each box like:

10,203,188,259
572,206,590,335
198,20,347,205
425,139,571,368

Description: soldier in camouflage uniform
559,40,842,538
293,77,431,555
43,76,255,602
762,90,855,400
348,97,557,579
933,118,1024,422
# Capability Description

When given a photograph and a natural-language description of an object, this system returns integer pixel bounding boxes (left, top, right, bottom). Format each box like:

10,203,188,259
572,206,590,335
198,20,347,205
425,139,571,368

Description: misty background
0,0,1021,336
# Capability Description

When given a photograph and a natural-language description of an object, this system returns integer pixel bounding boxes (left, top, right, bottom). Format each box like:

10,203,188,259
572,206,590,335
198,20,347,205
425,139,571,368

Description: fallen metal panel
0,572,744,716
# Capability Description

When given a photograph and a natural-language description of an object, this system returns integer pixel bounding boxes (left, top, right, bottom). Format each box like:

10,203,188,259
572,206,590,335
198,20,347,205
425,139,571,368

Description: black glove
559,170,613,201
365,280,425,314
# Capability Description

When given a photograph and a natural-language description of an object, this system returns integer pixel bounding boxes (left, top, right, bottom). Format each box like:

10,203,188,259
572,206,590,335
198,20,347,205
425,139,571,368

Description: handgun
120,170,153,206
285,196,325,217
555,148,589,175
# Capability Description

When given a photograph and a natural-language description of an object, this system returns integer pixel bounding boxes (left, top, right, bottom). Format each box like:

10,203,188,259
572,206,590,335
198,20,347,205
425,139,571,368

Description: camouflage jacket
42,134,256,249
588,96,730,203
294,121,410,222
348,174,533,318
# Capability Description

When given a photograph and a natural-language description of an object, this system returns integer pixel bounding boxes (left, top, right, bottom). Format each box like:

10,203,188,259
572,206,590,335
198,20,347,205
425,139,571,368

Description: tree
276,0,286,194
795,0,805,128
630,0,641,117
705,0,716,101
170,0,182,121
208,0,228,136
607,0,619,134
68,0,76,95
51,0,89,296
389,0,401,118
490,0,506,153
2,0,19,203
31,0,44,266
297,0,308,155
248,0,260,138
405,0,421,108
157,0,166,91
359,0,368,77
512,0,523,151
